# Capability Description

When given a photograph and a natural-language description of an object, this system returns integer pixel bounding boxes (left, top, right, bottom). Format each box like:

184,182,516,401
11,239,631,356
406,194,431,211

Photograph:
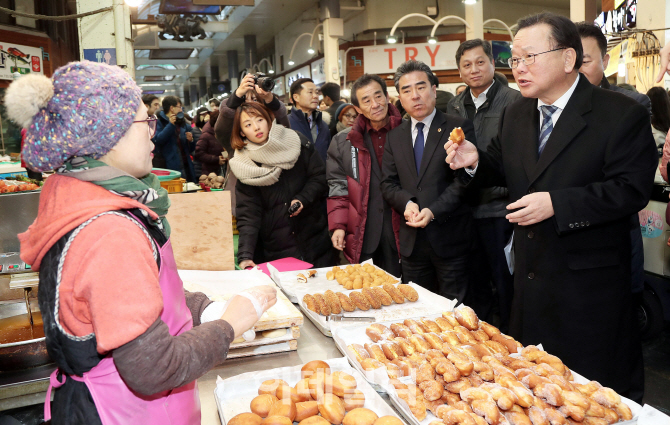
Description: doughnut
348,291,371,311
267,399,297,422
361,287,382,309
343,389,366,411
318,393,346,425
394,337,416,356
326,271,335,280
229,413,263,425
381,341,403,360
300,417,332,425
404,319,427,334
359,358,384,371
371,287,393,306
364,343,388,363
294,378,312,402
423,332,445,350
303,294,318,313
295,401,319,422
374,417,404,425
382,284,405,304
347,343,371,363
421,319,442,333
301,360,332,379
313,293,331,316
450,127,465,145
331,371,357,398
442,311,460,327
251,394,279,418
454,305,479,330
390,323,412,338
342,408,378,425
398,284,419,302
479,321,501,338
259,379,287,396
419,379,444,401
324,290,342,315
297,273,308,283
261,416,292,425
435,317,454,331
337,292,356,312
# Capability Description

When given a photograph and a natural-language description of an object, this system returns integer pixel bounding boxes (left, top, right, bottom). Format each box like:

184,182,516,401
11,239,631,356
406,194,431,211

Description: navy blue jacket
154,111,195,181
289,109,331,162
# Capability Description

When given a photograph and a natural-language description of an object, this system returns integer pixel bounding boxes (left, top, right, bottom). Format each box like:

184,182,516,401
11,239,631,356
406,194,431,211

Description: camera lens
176,112,184,119
257,77,275,92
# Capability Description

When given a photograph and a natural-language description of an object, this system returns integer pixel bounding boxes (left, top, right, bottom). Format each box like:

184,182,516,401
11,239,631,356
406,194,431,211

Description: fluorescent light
124,0,142,6
268,69,275,74
288,60,295,66
307,48,315,54
387,35,397,44
341,89,350,97
463,0,476,4
428,37,437,45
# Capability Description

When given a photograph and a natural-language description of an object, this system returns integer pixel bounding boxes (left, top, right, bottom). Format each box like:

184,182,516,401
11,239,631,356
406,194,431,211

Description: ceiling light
341,89,351,97
387,34,397,44
428,37,437,45
463,0,476,4
124,0,142,6
288,60,295,66
307,48,315,54
268,69,275,74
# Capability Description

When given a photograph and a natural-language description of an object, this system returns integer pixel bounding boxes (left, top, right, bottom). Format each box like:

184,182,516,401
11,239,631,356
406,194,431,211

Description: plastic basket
160,178,185,193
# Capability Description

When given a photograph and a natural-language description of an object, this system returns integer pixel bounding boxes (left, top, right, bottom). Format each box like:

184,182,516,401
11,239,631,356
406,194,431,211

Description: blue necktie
414,122,425,175
538,105,558,157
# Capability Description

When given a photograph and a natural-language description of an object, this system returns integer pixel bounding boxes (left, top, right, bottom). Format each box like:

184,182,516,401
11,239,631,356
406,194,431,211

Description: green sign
10,66,30,75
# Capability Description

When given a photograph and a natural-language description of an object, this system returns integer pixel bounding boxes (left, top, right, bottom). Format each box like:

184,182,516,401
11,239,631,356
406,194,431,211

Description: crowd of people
11,10,670,422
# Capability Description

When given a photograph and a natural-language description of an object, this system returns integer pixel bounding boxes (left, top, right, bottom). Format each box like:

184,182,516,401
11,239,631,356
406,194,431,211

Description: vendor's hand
404,202,420,223
332,229,346,251
506,192,554,226
656,43,670,82
407,208,434,228
236,74,257,99
220,287,277,339
445,139,479,170
219,156,227,165
186,132,193,142
255,86,274,104
239,259,256,270
169,113,177,125
289,199,303,217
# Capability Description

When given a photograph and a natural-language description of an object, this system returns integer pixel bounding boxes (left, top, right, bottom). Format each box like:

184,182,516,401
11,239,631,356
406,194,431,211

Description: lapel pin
438,128,442,132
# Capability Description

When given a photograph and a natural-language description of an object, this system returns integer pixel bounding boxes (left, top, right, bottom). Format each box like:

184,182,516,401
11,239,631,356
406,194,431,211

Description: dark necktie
414,122,424,175
538,105,558,156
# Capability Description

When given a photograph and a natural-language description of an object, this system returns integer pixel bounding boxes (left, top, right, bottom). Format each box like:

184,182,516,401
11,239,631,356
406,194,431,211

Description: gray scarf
229,121,301,186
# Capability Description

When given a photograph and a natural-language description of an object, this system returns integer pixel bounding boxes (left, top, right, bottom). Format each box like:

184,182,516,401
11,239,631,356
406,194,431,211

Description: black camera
175,111,185,126
288,201,302,216
253,73,275,92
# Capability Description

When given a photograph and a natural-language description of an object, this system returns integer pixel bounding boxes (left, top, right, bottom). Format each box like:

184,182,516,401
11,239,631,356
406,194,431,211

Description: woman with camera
230,102,335,269
195,109,227,177
215,73,290,158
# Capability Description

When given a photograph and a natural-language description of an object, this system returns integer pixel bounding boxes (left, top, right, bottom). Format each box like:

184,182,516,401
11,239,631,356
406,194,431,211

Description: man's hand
445,139,479,170
506,192,554,226
332,229,346,251
236,74,256,99
255,86,274,104
168,113,177,125
219,156,227,165
289,199,303,217
404,202,420,223
406,208,434,228
239,259,256,269
656,43,670,83
186,132,193,142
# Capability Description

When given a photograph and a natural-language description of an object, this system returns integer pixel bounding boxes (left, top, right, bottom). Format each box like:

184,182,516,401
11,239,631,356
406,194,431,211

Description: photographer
155,96,196,182
214,73,290,159
230,102,335,269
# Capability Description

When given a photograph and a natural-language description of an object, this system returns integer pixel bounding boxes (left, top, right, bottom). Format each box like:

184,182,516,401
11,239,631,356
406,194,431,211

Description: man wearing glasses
446,12,656,399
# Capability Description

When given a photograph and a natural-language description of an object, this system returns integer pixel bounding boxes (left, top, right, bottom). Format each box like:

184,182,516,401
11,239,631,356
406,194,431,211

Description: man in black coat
381,60,476,302
446,13,657,397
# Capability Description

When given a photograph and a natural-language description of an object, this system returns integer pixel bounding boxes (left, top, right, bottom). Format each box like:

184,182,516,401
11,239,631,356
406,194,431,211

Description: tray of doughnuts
295,283,457,337
268,260,400,304
332,306,643,425
214,357,407,425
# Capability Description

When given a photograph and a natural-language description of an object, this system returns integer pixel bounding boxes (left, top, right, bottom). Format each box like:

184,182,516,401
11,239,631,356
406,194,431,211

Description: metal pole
112,0,127,69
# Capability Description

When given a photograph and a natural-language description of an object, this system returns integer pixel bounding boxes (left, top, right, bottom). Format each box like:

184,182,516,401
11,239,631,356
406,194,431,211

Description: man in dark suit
446,13,657,398
381,60,476,302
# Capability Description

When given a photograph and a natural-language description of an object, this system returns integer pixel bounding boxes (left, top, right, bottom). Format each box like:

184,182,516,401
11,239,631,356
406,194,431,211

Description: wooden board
229,326,300,349
166,191,234,271
178,269,304,332
226,339,298,359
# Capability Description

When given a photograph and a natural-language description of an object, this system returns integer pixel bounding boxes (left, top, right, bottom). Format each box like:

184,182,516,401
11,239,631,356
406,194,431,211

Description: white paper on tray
296,283,457,337
213,357,406,425
268,259,400,303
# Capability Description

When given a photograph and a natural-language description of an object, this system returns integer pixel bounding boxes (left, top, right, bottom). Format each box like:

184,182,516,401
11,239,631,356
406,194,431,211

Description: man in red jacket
326,74,403,276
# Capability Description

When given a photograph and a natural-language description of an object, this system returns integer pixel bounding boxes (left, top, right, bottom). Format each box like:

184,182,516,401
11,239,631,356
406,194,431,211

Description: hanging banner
363,41,460,74
311,58,326,85
0,42,43,80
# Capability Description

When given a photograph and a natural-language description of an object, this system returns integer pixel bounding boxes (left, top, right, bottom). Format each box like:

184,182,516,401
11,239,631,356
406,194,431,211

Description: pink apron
44,230,201,424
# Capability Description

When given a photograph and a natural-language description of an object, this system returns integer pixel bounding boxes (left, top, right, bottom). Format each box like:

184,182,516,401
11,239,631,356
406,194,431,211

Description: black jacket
235,133,335,267
381,109,476,258
470,75,657,393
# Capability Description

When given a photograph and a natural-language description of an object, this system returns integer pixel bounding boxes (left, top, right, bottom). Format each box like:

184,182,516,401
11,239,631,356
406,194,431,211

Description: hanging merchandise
629,31,662,92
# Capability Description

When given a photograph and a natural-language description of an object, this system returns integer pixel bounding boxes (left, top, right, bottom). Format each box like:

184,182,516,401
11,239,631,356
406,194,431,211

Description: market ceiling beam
135,58,200,66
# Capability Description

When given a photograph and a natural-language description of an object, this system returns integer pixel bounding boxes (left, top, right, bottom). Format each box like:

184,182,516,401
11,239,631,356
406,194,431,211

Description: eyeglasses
508,47,566,69
134,116,157,138
343,113,358,120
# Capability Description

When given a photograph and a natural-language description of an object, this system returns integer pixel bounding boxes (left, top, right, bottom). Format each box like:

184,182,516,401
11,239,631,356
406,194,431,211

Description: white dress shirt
466,74,581,176
471,80,495,110
410,107,437,147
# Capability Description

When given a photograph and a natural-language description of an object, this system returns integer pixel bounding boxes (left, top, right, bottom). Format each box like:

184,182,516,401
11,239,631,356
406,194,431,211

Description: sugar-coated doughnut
303,294,318,313
361,287,382,309
450,127,465,145
331,371,358,398
382,284,405,304
397,284,419,301
313,293,331,316
454,305,479,330
230,412,263,425
318,393,346,425
371,287,393,306
324,290,343,315
349,291,371,311
337,292,356,312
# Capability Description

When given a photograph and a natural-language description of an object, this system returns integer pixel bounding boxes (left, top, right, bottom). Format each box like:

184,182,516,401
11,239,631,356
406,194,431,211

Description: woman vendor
7,61,277,424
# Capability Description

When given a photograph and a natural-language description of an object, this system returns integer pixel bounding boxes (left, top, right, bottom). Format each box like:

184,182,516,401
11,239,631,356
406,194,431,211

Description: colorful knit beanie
4,61,142,172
